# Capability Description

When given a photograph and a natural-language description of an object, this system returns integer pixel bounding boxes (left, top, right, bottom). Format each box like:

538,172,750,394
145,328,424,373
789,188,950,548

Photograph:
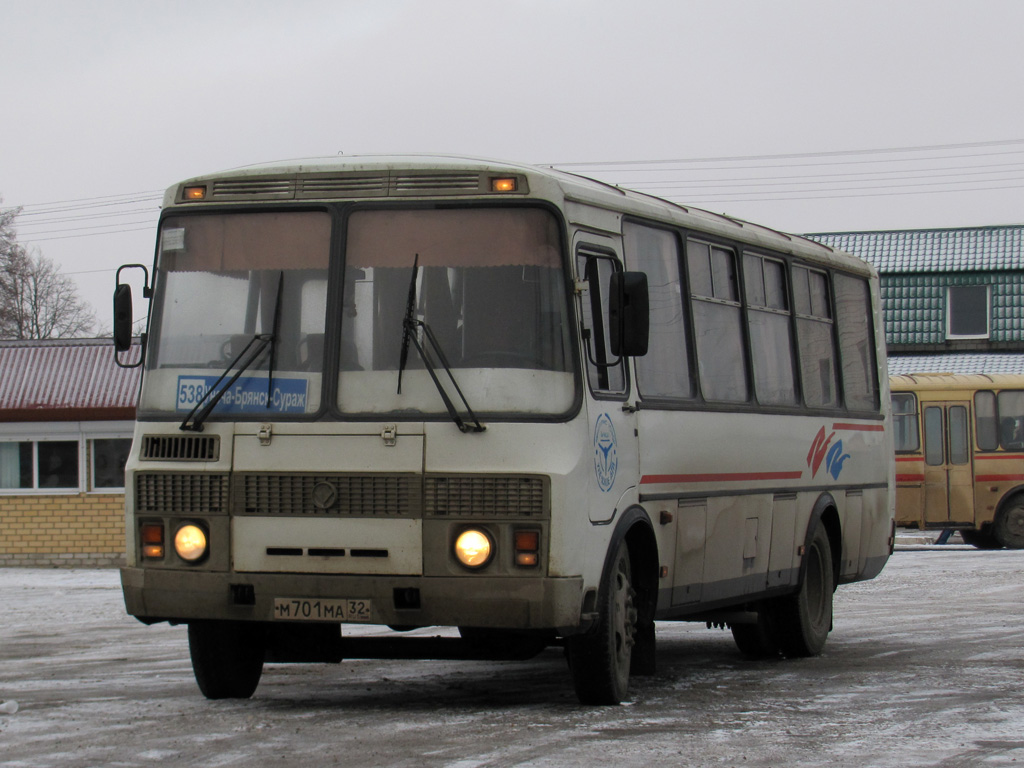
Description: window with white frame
0,440,79,490
0,424,133,493
91,438,132,490
947,285,990,339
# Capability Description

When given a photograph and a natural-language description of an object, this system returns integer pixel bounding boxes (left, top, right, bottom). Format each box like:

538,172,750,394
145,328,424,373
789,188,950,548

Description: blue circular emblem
593,413,618,492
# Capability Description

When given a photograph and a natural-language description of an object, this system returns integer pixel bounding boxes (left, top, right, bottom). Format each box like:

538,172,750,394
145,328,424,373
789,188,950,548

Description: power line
3,190,163,212
666,182,1024,204
24,225,155,243
551,138,1024,168
628,170,1024,193
16,207,160,229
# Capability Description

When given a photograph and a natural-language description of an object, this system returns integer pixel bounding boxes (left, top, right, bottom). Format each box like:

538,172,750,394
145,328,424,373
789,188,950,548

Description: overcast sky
2,0,1023,326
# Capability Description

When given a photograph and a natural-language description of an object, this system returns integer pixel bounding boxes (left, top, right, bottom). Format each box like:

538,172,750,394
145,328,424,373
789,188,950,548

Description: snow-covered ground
1,547,1023,767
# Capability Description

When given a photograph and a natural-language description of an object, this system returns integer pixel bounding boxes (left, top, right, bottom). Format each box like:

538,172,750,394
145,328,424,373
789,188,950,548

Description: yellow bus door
922,402,975,525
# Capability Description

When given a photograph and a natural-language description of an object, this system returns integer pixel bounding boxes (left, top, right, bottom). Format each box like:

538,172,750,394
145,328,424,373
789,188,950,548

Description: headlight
174,524,208,562
454,528,493,569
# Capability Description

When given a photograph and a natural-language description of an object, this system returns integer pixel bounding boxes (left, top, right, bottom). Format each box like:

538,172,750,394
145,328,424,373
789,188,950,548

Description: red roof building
0,338,140,421
1,338,139,567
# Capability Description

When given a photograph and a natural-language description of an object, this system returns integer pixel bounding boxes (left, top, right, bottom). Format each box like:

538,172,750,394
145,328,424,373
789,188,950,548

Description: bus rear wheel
188,620,265,699
993,499,1024,549
770,525,834,658
960,528,1001,549
566,540,637,705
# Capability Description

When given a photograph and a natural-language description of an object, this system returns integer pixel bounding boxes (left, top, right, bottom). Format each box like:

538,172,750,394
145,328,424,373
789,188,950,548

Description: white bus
114,155,894,705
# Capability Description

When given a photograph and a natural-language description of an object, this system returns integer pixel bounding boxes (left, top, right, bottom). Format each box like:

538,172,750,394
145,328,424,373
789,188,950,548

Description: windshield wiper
180,333,273,432
396,255,485,434
265,271,284,406
180,270,285,432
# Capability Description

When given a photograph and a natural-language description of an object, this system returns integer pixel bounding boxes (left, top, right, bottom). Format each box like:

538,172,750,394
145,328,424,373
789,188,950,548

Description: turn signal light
141,523,164,559
514,529,540,567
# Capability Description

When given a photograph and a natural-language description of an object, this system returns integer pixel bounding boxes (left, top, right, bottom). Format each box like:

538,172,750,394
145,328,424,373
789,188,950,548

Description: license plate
272,597,372,622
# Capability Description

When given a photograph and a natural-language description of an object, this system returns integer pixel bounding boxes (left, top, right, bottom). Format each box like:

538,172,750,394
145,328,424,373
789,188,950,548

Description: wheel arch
604,505,659,623
806,493,842,591
995,486,1024,520
992,488,1024,549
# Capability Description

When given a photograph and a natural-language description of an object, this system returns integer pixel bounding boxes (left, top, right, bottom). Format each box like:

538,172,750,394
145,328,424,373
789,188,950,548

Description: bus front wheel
566,540,637,705
993,499,1024,549
770,525,834,658
188,620,265,699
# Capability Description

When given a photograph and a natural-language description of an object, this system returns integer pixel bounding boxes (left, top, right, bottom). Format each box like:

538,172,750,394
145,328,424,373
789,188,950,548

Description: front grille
236,474,420,517
424,475,547,517
135,473,229,514
140,435,220,462
134,472,547,519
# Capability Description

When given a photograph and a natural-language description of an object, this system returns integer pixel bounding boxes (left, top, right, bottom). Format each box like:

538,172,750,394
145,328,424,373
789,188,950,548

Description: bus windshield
140,206,575,420
143,211,331,418
337,207,575,417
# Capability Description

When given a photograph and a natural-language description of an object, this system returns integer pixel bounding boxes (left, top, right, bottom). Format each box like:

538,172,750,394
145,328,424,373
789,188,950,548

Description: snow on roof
887,352,1024,376
807,225,1024,274
0,338,140,420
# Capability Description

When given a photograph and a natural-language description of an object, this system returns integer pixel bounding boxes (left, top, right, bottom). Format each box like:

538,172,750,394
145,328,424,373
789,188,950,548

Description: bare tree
1,196,96,339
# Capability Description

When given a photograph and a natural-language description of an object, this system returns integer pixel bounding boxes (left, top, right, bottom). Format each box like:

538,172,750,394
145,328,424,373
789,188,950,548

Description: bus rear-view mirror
609,270,649,357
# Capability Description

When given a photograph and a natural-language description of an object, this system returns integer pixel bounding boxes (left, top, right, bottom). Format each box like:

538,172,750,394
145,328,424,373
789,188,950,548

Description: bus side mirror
113,283,133,352
609,271,649,357
113,263,151,369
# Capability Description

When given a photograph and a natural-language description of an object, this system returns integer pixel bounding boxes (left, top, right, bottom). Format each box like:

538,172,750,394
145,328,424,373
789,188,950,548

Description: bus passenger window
793,267,837,408
623,223,693,399
743,254,796,405
975,391,997,450
997,391,1024,450
891,393,919,452
834,274,879,412
687,240,748,403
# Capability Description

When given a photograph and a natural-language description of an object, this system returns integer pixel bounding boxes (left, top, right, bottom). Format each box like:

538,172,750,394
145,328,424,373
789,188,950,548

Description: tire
731,611,780,660
188,621,265,700
993,499,1024,549
566,540,638,705
960,528,1001,549
770,524,834,658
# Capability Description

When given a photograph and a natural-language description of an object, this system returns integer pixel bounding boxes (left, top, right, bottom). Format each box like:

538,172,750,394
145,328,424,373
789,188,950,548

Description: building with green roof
807,225,1024,376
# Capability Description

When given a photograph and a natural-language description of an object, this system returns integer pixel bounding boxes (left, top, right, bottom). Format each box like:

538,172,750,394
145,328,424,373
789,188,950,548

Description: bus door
922,401,975,525
574,236,640,524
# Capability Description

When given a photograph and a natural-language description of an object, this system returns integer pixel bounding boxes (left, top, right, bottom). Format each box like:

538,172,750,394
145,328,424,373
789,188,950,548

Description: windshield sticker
594,413,618,492
176,375,309,414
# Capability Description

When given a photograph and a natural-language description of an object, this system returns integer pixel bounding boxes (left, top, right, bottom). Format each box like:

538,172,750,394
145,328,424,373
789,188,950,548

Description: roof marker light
491,177,518,193
183,185,207,200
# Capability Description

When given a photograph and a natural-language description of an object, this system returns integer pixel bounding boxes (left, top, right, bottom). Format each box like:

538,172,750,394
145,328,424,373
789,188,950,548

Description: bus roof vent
299,174,389,198
391,173,483,195
211,178,296,200
141,434,220,462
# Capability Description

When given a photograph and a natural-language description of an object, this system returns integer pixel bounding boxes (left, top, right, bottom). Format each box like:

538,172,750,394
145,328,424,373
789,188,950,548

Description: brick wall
0,493,125,567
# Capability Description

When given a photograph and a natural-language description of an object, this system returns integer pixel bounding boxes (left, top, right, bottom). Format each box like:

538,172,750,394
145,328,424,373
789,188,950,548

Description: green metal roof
807,224,1024,274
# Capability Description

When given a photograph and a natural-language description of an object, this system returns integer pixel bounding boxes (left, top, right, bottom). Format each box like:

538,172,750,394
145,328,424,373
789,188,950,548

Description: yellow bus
891,372,1024,549
114,155,894,704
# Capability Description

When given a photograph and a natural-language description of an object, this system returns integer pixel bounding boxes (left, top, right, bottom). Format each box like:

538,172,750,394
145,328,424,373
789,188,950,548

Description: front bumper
121,567,585,633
